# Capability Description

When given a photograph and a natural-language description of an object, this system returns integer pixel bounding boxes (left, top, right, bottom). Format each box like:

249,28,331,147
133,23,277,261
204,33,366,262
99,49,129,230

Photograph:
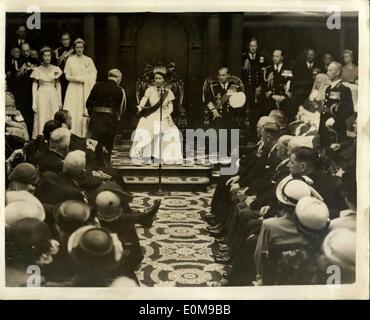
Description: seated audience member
203,116,276,223
54,110,98,164
7,162,39,194
268,110,288,132
25,120,62,165
33,127,70,173
288,73,331,136
42,200,93,283
5,190,46,228
254,196,330,285
228,178,325,286
5,80,29,141
330,168,356,231
208,122,281,238
35,150,88,206
6,218,59,287
328,114,357,170
67,226,136,286
321,228,356,283
285,146,346,217
219,134,293,262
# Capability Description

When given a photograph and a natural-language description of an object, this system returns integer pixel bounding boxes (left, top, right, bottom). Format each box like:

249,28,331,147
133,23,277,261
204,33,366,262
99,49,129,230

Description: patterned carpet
130,187,229,287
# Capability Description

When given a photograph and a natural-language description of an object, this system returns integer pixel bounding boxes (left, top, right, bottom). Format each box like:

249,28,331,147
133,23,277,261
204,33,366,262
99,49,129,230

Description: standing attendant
30,46,63,138
241,38,266,142
53,32,74,103
16,43,40,136
86,69,126,162
290,49,321,122
319,62,354,147
63,38,97,138
262,50,293,119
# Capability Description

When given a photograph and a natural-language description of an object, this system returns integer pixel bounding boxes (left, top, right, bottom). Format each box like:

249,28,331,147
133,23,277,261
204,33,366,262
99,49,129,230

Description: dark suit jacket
35,171,85,206
291,61,321,94
32,148,64,173
239,145,269,188
241,52,265,89
86,79,125,134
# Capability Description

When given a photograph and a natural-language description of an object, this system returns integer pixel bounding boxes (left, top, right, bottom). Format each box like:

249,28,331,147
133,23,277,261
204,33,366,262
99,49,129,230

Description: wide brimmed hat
53,200,91,234
68,226,123,272
322,228,356,272
294,196,330,238
9,163,39,184
6,191,45,227
276,175,323,206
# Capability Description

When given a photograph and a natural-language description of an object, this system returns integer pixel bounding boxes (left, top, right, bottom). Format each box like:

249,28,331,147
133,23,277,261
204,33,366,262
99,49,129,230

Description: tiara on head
153,65,167,75
74,38,85,46
40,46,52,54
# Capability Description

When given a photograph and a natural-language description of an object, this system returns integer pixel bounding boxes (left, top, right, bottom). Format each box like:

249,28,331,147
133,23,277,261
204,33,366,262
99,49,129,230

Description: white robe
130,86,183,164
63,54,97,137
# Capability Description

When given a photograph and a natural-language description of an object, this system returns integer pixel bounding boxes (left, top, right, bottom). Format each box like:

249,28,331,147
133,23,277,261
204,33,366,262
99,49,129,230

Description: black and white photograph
1,0,369,300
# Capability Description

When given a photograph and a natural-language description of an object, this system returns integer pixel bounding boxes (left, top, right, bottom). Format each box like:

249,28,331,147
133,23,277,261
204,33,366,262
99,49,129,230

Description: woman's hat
322,228,356,272
53,200,91,234
276,175,323,206
68,226,122,272
294,196,330,237
5,191,45,227
9,163,39,184
91,182,132,221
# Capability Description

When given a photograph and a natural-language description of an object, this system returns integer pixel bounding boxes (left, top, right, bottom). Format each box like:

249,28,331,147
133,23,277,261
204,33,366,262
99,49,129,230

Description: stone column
106,14,120,70
229,13,243,77
206,14,221,76
83,14,95,60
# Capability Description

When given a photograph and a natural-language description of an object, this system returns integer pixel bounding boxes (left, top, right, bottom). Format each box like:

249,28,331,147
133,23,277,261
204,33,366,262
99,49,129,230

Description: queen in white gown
63,38,97,137
130,70,183,164
30,47,63,139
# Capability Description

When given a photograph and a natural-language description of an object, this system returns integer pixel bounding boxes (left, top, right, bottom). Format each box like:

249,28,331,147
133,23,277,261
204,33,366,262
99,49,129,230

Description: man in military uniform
16,42,39,136
262,49,293,120
52,32,74,103
241,38,266,142
86,69,126,163
205,67,243,155
319,62,354,147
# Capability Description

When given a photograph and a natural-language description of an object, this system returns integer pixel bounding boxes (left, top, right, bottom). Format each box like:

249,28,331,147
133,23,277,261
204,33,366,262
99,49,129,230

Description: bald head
108,69,122,85
327,61,342,81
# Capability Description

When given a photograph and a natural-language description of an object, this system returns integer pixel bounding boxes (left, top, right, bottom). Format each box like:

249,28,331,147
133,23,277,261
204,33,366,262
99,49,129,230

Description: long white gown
63,54,97,137
30,64,63,139
130,86,183,164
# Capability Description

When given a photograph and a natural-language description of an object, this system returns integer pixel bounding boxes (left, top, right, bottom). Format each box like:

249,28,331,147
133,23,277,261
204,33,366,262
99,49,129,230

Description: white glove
325,117,335,127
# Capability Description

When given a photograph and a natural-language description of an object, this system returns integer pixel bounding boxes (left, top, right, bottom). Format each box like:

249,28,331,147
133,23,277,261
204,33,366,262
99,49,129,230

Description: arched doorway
136,15,189,79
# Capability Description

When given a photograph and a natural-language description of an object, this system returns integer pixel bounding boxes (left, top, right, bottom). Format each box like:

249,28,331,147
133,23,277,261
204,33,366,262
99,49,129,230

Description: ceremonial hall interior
4,12,358,287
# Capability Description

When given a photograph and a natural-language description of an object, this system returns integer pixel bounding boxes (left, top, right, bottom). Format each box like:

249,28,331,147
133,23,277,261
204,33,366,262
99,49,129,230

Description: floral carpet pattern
130,188,229,287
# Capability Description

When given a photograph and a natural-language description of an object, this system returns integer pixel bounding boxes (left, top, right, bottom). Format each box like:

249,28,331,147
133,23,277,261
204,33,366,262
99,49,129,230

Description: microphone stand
150,85,169,197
